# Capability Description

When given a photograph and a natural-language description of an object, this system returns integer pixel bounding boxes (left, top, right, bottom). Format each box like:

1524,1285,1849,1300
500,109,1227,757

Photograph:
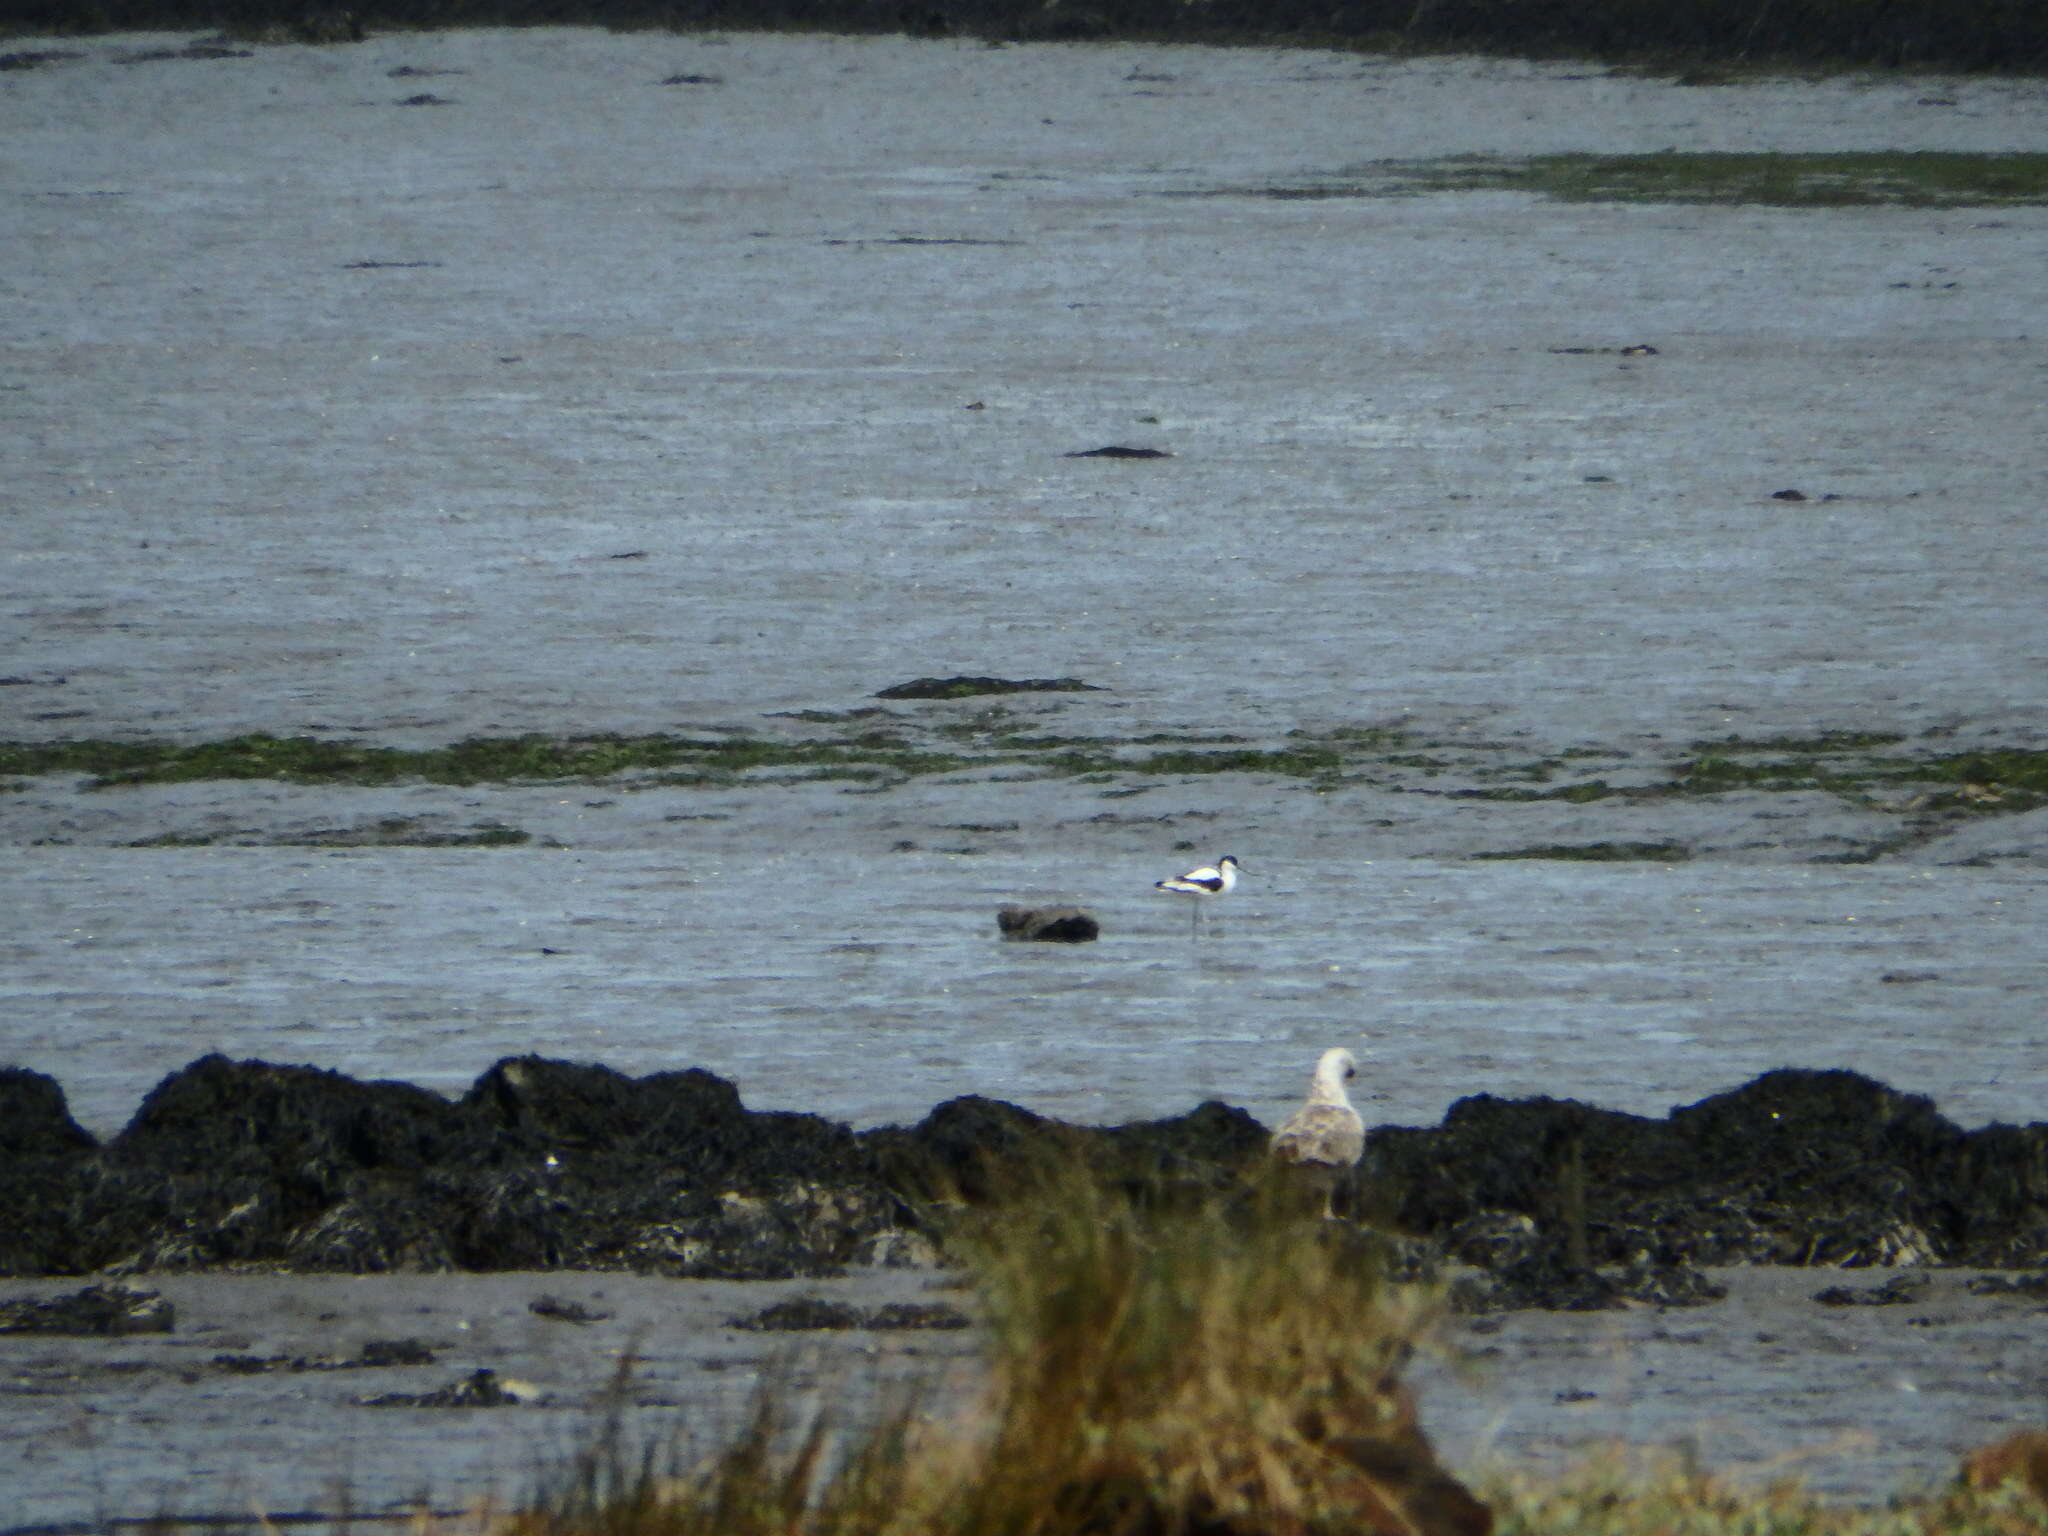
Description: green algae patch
1472,840,1691,861
1040,743,1346,782
1230,153,2048,208
0,728,1347,792
1461,780,1623,803
0,733,978,790
1690,731,1909,753
6,727,2040,823
1919,748,2048,797
1674,741,2048,812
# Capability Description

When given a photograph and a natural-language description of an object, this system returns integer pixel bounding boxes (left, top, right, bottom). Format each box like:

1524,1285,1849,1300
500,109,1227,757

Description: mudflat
3,25,2046,1526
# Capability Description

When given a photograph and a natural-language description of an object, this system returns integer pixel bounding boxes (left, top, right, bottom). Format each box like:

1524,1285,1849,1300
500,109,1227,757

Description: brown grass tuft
504,1162,1473,1536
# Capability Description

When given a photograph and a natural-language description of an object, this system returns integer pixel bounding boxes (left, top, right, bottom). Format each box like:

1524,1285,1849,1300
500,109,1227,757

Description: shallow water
3,25,2048,1518
2,845,2044,1139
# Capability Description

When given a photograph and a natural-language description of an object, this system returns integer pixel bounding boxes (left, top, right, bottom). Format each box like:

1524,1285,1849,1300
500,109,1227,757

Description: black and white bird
1153,854,1241,935
1269,1046,1366,1219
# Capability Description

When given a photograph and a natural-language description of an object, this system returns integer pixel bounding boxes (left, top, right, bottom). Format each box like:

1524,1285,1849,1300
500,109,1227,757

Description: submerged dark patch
1210,153,2048,208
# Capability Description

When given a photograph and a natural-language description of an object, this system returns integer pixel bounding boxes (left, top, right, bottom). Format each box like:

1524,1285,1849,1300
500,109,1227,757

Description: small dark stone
997,905,1100,942
1814,1272,1928,1306
659,73,724,85
1063,445,1171,458
1771,488,1809,501
212,1338,434,1373
729,1296,867,1331
864,1300,972,1329
529,1294,612,1323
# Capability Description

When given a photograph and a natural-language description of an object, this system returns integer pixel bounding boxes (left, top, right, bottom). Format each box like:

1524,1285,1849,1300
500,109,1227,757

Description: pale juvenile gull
1269,1046,1365,1219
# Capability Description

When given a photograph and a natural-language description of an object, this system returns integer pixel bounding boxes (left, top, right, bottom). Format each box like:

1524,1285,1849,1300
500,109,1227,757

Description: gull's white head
1311,1046,1360,1099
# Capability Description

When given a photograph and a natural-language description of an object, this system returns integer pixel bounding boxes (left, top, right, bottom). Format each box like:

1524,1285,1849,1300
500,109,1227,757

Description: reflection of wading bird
1269,1047,1365,1219
1153,854,1240,936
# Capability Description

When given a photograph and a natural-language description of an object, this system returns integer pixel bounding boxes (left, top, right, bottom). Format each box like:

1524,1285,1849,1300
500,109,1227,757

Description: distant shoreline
4,0,2046,75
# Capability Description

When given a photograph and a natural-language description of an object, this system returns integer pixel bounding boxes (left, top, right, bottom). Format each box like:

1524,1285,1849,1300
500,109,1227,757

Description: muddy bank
5,1054,2046,1283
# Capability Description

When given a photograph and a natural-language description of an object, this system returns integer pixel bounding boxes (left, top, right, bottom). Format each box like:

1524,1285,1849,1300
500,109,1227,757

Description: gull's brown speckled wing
1270,1101,1364,1170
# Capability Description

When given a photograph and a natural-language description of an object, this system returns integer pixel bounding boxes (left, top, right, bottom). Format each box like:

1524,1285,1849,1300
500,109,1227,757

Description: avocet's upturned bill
1154,854,1241,934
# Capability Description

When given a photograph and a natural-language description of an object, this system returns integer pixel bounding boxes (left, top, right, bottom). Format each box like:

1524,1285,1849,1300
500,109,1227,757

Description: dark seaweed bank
4,0,2046,73
4,1055,2048,1296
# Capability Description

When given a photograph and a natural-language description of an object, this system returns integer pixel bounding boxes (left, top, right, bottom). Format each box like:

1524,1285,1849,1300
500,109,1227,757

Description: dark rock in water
358,1336,438,1365
874,675,1101,699
865,1300,972,1329
862,1094,1267,1207
1369,1068,1980,1269
113,1052,461,1175
529,1294,612,1323
730,1296,868,1331
1615,1255,1727,1307
1102,1100,1271,1190
0,1068,96,1159
1941,1121,2048,1267
0,1054,899,1280
864,1095,1071,1205
124,42,254,62
997,905,1100,942
10,1056,2048,1278
1063,445,1171,458
1447,1243,1724,1313
452,1055,895,1278
728,1295,973,1331
213,1337,437,1372
90,1053,468,1272
0,1282,172,1335
1449,1242,1624,1313
1814,1271,1928,1306
1966,1272,2048,1298
357,1368,537,1408
1441,1210,1542,1270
